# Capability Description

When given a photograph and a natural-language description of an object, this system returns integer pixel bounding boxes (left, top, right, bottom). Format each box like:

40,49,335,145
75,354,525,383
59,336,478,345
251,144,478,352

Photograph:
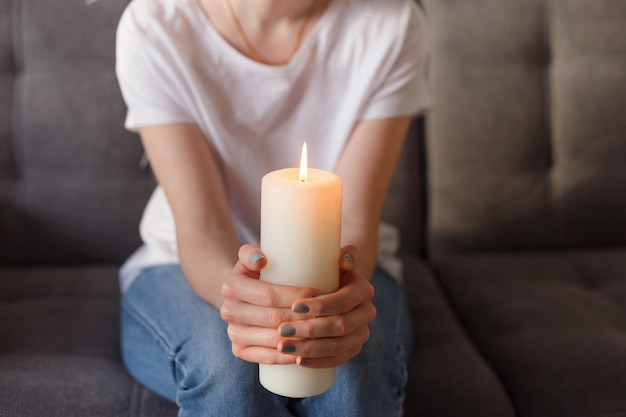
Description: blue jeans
120,264,412,417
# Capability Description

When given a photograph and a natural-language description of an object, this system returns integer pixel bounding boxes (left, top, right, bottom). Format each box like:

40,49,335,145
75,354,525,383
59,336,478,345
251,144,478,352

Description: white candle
259,143,342,398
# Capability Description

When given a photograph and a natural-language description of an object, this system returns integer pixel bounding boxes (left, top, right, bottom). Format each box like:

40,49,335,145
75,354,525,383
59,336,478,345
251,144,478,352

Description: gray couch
1,0,625,416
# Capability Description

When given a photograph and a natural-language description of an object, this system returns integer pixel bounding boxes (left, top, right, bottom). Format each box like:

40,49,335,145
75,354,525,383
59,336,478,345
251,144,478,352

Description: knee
174,336,258,392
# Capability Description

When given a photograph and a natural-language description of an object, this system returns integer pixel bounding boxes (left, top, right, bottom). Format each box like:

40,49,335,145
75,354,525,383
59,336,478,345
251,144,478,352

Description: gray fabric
423,0,626,260
0,266,178,416
0,0,175,414
402,256,515,416
382,119,426,256
1,0,625,415
1,0,156,266
434,249,626,416
550,0,626,248
0,354,176,417
0,354,134,417
1,266,121,356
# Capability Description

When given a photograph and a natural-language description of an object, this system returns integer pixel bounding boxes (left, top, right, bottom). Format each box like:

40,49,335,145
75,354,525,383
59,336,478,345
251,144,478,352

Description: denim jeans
120,264,413,417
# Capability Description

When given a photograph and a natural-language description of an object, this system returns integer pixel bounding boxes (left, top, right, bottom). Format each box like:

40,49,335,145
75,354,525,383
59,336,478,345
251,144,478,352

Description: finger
296,346,363,369
221,298,306,328
279,302,376,339
277,325,370,360
231,344,298,365
339,245,358,271
291,273,374,317
223,274,320,309
227,323,280,349
233,244,266,275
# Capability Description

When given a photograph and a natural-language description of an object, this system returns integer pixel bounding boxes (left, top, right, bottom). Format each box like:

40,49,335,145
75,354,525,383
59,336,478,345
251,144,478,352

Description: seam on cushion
10,0,23,74
563,251,626,322
544,0,559,250
431,266,520,412
10,0,22,179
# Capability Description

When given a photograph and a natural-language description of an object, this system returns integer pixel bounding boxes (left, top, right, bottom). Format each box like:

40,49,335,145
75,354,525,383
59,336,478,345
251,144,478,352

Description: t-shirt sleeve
361,2,431,120
115,2,194,132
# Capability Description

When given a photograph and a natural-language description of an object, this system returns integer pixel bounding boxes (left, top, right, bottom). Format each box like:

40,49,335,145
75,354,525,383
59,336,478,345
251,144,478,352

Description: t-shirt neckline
190,0,337,74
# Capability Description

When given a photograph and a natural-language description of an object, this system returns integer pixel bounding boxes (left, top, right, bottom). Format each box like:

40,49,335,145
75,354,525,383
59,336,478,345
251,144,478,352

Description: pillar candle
259,144,342,398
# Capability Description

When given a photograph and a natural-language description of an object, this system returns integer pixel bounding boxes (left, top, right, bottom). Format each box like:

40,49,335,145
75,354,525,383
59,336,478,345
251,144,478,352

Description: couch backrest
422,0,626,260
0,0,155,266
382,118,427,257
0,0,425,266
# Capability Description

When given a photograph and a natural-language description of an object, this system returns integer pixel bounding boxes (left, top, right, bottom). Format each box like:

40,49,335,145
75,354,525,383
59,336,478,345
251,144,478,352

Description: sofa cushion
0,0,156,266
434,249,626,417
422,0,626,260
0,266,176,416
402,256,515,416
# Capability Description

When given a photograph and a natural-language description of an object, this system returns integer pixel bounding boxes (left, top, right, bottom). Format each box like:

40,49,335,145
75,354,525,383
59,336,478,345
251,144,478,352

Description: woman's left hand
276,246,377,369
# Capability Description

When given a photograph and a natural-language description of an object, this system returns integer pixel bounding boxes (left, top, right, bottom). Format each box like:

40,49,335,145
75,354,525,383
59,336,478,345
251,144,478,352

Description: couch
1,0,625,416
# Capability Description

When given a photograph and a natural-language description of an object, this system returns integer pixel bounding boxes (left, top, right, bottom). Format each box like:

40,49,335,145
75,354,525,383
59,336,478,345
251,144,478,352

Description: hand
276,246,377,369
220,244,321,365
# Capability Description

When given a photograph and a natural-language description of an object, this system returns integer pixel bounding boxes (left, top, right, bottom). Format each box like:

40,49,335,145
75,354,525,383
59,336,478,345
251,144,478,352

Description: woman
115,0,430,415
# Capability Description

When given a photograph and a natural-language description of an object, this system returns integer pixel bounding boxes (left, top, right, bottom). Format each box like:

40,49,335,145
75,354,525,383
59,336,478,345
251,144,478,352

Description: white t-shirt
116,0,431,291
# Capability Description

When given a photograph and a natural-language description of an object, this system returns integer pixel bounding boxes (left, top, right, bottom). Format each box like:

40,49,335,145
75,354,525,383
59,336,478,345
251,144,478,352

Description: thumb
234,244,267,274
339,245,358,271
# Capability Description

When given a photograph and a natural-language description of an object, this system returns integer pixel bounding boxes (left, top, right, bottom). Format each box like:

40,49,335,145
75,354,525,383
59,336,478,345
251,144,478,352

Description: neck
201,0,327,65
229,0,317,29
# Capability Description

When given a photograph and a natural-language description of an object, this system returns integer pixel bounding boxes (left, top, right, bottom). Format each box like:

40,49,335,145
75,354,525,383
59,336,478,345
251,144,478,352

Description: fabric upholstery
434,249,626,416
0,266,177,416
402,256,515,416
382,119,427,256
1,0,173,415
0,0,155,266
423,0,626,260
1,0,625,415
421,1,626,416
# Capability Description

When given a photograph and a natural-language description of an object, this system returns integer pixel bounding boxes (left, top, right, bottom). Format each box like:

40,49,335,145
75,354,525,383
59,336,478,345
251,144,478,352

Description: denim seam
121,296,190,389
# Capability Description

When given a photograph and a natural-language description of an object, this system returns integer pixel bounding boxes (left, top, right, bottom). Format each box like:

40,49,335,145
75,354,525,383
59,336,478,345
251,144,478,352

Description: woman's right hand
220,244,321,365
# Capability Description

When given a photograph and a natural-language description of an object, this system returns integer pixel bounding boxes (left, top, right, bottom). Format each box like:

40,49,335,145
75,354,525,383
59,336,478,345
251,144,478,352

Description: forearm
177,228,240,309
341,218,379,282
336,117,412,281
138,123,241,309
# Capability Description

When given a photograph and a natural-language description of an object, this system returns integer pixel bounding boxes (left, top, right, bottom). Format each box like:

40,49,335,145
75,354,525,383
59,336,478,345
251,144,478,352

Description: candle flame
299,143,308,182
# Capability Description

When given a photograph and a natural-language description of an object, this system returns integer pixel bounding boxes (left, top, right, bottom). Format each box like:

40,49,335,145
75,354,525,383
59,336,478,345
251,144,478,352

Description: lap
120,264,412,416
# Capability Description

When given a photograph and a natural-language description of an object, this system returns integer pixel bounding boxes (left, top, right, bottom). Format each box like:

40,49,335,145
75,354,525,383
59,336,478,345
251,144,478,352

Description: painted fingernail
249,252,265,265
280,326,296,337
343,253,355,265
298,358,313,366
281,344,296,353
293,304,309,314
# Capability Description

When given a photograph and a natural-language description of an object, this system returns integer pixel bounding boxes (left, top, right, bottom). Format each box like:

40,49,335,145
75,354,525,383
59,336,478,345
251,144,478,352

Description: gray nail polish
250,252,265,265
280,326,296,337
281,344,296,353
293,304,309,314
299,358,313,366
343,253,355,265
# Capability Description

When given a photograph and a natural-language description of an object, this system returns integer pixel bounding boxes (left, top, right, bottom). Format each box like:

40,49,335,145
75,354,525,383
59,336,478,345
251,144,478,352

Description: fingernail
280,326,296,337
281,344,296,353
343,253,355,265
250,252,265,265
293,304,309,314
298,358,313,366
